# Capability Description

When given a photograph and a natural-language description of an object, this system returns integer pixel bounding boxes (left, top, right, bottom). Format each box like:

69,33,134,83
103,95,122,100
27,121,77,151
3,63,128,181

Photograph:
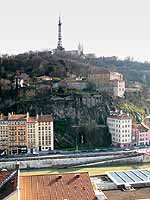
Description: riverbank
21,163,150,176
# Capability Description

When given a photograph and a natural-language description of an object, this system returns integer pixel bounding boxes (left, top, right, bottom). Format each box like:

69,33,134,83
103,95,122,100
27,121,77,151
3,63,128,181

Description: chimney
0,113,3,120
27,112,29,121
36,114,39,120
8,113,11,119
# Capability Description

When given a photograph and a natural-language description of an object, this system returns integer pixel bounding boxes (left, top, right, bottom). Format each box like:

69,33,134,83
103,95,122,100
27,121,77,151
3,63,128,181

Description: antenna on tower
57,14,64,50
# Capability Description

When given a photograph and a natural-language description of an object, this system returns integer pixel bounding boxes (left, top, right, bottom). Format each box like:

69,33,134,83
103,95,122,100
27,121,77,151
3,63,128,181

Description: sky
0,0,150,61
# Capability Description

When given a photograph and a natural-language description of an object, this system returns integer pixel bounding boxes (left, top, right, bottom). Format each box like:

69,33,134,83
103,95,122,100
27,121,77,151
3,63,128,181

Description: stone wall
0,154,147,170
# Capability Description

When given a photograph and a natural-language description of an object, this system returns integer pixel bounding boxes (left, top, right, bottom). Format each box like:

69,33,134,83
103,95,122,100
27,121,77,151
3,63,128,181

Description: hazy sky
1,0,150,61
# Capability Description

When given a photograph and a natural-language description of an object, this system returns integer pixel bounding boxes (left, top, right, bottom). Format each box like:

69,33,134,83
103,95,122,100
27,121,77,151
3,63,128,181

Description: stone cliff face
14,92,113,124
4,92,113,149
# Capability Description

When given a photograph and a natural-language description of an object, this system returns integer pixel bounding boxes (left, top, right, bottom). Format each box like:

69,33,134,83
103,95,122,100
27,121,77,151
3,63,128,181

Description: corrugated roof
107,169,150,186
20,172,96,200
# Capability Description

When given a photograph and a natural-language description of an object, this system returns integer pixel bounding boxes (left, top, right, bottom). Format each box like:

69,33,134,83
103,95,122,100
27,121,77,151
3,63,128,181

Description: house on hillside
88,68,125,97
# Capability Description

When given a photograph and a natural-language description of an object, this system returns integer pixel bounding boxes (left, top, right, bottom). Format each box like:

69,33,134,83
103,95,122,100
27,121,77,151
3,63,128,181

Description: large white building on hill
107,111,132,147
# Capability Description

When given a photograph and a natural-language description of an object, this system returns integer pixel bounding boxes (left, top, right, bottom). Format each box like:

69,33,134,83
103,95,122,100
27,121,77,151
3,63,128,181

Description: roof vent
56,175,62,181
58,175,62,179
75,174,80,178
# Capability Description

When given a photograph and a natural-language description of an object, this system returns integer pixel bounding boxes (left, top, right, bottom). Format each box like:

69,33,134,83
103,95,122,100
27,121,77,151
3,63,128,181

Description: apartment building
138,125,150,146
27,115,38,153
37,115,54,151
8,113,27,154
88,68,125,97
27,114,54,153
0,113,54,155
0,117,8,151
132,122,140,146
107,112,132,147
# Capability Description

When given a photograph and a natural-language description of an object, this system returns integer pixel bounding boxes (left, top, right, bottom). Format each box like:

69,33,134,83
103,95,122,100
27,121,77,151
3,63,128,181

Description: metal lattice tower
57,16,64,50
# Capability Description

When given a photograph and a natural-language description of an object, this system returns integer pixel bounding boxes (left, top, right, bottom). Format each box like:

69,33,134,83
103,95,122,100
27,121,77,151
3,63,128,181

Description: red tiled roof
132,122,149,132
138,124,148,132
20,172,96,200
8,114,26,120
37,115,53,122
27,117,36,123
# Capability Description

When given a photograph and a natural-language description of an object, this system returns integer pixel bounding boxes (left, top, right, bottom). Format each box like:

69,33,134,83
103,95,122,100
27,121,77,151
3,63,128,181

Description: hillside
0,50,150,149
87,56,150,84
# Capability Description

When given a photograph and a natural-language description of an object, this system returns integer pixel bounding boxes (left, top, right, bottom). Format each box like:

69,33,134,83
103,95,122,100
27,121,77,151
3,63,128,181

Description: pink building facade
132,123,150,146
132,123,140,146
138,128,150,146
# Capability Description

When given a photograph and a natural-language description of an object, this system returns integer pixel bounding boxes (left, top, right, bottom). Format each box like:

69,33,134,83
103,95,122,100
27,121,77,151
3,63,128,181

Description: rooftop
104,187,150,200
27,117,36,123
142,116,150,129
8,113,27,121
107,169,150,186
0,113,53,123
108,113,132,120
90,67,110,74
20,172,96,200
37,115,53,122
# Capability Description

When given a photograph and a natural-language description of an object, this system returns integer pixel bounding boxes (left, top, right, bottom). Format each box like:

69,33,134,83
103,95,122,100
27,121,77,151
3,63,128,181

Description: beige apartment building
0,117,8,151
27,114,54,153
0,113,54,155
